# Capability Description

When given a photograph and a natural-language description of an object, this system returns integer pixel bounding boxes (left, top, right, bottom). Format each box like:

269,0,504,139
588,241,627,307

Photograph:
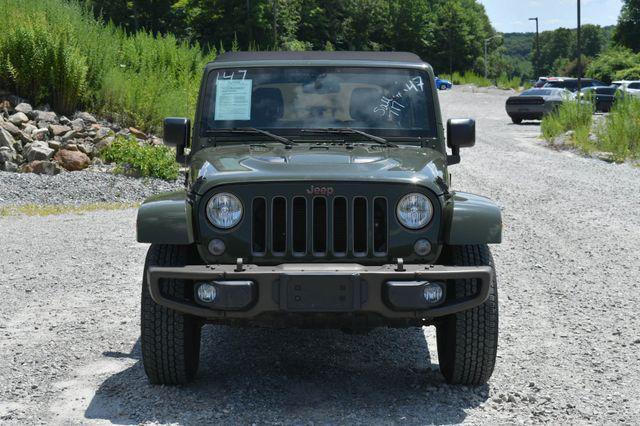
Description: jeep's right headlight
206,193,243,229
397,193,433,229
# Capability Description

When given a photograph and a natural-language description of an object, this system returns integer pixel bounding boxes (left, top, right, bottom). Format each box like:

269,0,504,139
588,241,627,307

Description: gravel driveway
1,86,639,424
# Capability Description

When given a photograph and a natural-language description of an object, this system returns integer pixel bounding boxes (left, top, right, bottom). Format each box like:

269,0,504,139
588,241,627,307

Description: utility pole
484,35,502,80
577,0,582,93
529,17,540,77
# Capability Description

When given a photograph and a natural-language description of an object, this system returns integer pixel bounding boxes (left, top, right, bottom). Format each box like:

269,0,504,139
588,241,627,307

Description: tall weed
0,0,214,132
595,97,640,160
541,100,593,140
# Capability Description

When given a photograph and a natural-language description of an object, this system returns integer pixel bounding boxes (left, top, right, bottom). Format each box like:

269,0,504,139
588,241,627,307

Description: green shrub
100,136,180,180
0,19,88,113
595,97,640,161
586,47,640,83
0,0,214,132
447,71,492,87
541,100,593,141
496,73,522,90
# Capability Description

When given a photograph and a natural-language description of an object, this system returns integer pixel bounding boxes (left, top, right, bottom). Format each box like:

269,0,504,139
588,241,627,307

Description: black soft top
213,51,424,64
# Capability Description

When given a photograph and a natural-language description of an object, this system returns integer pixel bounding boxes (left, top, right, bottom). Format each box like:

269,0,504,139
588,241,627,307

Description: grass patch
541,96,640,162
541,100,593,142
0,202,138,217
0,0,214,132
594,97,640,161
100,136,180,180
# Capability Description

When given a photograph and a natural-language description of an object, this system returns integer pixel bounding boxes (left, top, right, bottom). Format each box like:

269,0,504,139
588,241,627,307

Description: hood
189,143,448,195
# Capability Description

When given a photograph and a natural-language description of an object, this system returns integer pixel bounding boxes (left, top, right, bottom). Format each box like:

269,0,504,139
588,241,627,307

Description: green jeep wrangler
137,52,501,386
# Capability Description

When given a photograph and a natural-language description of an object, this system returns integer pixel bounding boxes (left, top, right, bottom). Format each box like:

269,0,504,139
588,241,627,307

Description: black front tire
141,244,202,385
511,116,523,124
436,244,499,385
440,84,448,91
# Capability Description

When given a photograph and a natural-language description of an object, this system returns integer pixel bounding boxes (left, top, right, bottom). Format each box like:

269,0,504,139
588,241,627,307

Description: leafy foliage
586,47,640,83
614,0,640,52
100,136,180,180
87,0,498,76
0,0,214,132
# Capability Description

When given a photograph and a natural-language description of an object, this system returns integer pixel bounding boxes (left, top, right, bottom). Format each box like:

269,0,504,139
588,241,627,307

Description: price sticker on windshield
214,79,253,121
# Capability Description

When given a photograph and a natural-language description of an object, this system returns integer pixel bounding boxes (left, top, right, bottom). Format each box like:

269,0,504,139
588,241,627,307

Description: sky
478,0,623,33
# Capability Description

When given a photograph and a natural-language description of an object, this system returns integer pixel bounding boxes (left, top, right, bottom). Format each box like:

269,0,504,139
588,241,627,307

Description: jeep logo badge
306,185,335,196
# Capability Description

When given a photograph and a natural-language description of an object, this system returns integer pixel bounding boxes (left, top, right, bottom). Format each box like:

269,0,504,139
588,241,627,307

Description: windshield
201,67,437,138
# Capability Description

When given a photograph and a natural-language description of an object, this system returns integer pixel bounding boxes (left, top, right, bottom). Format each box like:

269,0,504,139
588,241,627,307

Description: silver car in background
505,88,573,124
612,80,640,97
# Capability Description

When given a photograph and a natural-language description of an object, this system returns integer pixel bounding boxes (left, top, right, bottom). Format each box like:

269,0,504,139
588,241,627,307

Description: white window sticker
214,79,252,121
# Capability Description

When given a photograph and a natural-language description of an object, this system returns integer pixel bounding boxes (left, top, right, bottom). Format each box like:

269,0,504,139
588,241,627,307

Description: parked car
578,86,624,112
533,77,548,88
435,76,453,90
613,80,640,97
543,77,607,92
137,51,502,386
505,88,572,124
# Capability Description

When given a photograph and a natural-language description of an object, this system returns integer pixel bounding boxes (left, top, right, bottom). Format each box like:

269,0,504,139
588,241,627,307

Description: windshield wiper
207,128,295,148
300,128,397,148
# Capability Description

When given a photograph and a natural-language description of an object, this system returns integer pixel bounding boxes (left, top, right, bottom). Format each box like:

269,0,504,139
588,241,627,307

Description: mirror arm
447,145,460,165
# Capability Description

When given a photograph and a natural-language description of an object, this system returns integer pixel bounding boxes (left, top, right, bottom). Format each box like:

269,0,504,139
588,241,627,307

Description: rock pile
0,97,162,175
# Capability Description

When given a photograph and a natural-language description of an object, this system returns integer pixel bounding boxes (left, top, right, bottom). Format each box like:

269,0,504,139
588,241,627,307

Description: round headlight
396,193,433,229
206,193,243,229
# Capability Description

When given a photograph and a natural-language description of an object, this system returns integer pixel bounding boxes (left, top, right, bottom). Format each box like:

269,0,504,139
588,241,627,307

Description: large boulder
24,141,55,162
14,103,33,115
21,160,62,175
0,128,15,149
74,111,97,124
49,124,71,137
9,112,29,125
0,120,21,136
0,160,18,172
35,110,57,123
0,146,16,164
54,149,90,171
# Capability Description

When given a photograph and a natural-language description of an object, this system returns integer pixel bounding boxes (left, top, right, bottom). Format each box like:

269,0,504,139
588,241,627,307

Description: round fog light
423,283,444,304
197,283,217,303
208,238,226,256
414,239,432,256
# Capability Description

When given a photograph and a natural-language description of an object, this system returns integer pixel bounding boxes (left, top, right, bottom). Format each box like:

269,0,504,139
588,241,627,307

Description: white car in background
612,80,640,97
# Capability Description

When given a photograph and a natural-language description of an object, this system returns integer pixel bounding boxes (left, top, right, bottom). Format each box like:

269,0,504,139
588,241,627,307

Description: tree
614,0,640,52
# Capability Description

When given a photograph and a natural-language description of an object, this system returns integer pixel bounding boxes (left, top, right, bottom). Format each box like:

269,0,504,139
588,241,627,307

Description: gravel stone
0,87,638,424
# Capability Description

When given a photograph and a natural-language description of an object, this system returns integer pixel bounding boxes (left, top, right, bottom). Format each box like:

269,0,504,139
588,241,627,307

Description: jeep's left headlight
397,193,433,229
207,193,243,229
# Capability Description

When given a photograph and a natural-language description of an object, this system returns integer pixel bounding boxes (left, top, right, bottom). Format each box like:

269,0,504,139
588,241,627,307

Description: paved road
1,86,639,424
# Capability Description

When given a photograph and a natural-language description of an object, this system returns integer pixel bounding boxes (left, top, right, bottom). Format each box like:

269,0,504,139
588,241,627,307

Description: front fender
445,192,502,245
137,190,194,244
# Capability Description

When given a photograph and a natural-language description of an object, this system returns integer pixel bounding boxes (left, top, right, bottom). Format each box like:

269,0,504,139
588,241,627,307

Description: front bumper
147,263,493,321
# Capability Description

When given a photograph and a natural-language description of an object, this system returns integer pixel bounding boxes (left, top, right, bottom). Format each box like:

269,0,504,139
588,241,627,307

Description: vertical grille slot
373,197,388,254
333,197,347,254
252,198,266,254
272,197,286,254
292,197,307,254
313,197,327,254
353,197,367,255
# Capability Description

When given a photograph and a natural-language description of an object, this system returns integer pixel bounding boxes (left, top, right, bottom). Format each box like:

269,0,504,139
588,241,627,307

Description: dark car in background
543,77,607,92
578,86,624,112
505,88,572,124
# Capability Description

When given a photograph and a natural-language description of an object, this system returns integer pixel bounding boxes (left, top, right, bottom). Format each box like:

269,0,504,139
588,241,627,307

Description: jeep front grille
251,195,388,258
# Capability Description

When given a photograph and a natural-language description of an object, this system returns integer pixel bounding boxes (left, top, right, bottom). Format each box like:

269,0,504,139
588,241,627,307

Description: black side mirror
164,117,190,163
446,118,475,165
